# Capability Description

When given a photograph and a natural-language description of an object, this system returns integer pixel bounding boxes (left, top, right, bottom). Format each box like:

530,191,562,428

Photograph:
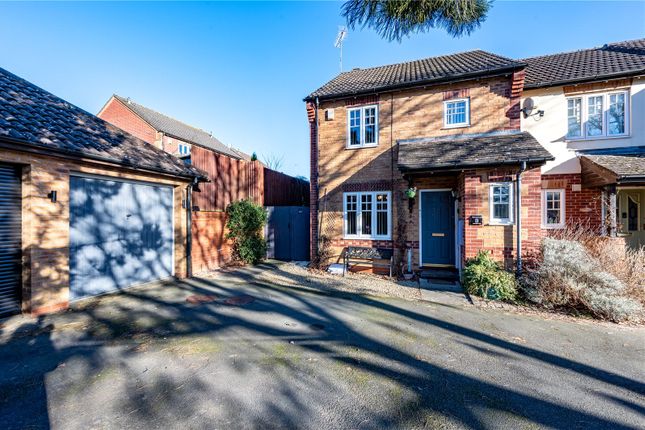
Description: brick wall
311,74,526,268
541,173,603,232
98,97,158,145
0,147,190,316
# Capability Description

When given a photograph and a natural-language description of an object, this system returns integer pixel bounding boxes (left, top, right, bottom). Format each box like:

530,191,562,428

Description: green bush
463,250,517,301
225,200,268,264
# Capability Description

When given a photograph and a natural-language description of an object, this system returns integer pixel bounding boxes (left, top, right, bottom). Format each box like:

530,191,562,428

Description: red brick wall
462,167,543,269
98,97,158,145
541,173,603,232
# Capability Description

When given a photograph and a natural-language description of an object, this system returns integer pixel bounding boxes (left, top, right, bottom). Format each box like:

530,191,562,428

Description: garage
69,175,174,300
0,163,21,317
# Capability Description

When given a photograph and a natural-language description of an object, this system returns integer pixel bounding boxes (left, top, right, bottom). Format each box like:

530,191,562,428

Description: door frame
418,189,458,268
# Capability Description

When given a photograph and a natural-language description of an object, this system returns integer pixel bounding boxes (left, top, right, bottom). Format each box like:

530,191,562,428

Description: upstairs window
566,91,629,139
489,183,514,225
444,98,470,127
178,143,191,155
347,105,378,148
344,191,390,239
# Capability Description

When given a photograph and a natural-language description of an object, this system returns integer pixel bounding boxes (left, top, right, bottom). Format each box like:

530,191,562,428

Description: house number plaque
469,215,483,226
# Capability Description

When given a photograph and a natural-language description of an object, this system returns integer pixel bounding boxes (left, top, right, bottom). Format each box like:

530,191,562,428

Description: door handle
432,233,445,237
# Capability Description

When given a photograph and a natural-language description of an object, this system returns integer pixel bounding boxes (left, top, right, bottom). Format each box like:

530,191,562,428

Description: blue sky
1,1,643,177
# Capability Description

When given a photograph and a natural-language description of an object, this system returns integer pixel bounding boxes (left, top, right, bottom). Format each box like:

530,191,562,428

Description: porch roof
397,131,553,173
580,151,645,187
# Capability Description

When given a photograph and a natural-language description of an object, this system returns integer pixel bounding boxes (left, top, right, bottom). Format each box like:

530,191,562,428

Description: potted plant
405,187,417,199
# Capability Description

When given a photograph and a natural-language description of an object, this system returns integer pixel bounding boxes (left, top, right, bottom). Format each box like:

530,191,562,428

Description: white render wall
521,76,645,175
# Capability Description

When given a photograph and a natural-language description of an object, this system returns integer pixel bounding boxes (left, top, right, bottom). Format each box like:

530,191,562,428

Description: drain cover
223,295,255,306
186,294,218,304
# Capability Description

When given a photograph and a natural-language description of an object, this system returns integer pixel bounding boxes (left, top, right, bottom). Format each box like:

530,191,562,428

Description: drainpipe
185,177,198,278
314,97,321,259
516,161,527,275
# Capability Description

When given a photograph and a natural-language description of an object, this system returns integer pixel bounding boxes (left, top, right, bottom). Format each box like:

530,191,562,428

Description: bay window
344,191,391,239
347,105,378,148
542,189,565,229
566,91,629,139
489,183,513,225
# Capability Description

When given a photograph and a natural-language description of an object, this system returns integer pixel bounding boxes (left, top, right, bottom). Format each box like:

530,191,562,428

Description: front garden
463,230,645,323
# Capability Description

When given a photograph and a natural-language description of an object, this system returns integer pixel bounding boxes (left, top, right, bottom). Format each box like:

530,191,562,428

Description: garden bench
343,246,394,277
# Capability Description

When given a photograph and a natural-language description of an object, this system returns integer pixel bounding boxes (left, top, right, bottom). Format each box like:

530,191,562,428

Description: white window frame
343,191,391,239
443,98,470,128
565,90,630,140
346,104,379,148
542,189,566,229
489,182,514,225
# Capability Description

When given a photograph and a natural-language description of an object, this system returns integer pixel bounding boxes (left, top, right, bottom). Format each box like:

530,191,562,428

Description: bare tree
262,153,285,172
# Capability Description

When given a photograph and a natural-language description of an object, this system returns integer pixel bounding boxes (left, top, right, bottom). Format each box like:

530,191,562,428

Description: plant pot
405,189,416,199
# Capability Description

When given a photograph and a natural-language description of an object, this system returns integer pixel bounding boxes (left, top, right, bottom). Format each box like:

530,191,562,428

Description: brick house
99,95,309,273
305,51,553,274
0,67,206,317
521,39,645,249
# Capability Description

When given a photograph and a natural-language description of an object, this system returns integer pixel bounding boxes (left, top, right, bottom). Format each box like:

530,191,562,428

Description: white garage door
69,175,174,300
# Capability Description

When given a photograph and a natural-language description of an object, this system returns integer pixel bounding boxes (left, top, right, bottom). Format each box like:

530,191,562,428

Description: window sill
566,134,631,143
345,143,378,150
343,235,392,241
442,124,470,130
488,221,514,226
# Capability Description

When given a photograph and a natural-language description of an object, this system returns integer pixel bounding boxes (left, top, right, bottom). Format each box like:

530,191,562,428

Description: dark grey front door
420,191,455,266
69,176,174,300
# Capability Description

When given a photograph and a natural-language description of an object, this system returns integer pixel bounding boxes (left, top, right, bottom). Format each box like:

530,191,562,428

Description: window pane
446,100,467,125
567,98,582,138
494,203,509,220
608,93,626,135
361,194,372,235
346,195,357,235
349,110,361,145
376,193,388,236
587,96,603,136
364,107,376,144
545,191,562,225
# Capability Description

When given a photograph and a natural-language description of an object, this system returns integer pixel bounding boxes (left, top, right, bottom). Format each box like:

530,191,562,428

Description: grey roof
114,95,247,159
523,39,645,89
0,67,205,180
397,131,553,172
307,50,525,100
581,152,645,179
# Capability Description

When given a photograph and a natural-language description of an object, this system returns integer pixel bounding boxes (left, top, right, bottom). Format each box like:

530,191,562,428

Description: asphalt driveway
0,262,643,429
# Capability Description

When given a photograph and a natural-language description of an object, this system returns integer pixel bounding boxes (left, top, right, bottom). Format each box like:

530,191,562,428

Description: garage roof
397,131,553,172
0,66,207,180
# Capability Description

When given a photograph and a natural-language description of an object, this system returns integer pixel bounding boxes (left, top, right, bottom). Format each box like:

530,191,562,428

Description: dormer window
444,98,470,128
347,105,378,148
178,143,191,155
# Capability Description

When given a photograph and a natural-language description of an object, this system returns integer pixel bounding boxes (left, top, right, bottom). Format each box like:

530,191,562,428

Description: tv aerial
334,26,348,73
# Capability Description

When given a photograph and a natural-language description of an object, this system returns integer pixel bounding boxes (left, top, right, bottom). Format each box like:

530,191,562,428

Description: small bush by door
225,200,267,264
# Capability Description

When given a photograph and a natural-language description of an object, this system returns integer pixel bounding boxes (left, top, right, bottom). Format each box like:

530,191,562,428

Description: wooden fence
189,145,310,273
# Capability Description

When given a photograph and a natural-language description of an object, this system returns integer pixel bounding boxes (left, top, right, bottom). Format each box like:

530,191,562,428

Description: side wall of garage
0,148,190,315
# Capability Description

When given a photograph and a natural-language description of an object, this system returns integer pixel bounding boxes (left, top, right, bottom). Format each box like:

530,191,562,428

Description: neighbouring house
0,67,207,317
99,95,309,273
305,50,553,274
520,38,645,249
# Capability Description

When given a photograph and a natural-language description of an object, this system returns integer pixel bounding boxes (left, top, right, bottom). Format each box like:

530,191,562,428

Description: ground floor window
542,189,565,228
343,191,391,239
489,183,514,224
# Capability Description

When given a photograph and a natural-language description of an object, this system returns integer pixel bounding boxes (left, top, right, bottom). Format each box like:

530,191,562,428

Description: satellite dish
522,98,535,118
